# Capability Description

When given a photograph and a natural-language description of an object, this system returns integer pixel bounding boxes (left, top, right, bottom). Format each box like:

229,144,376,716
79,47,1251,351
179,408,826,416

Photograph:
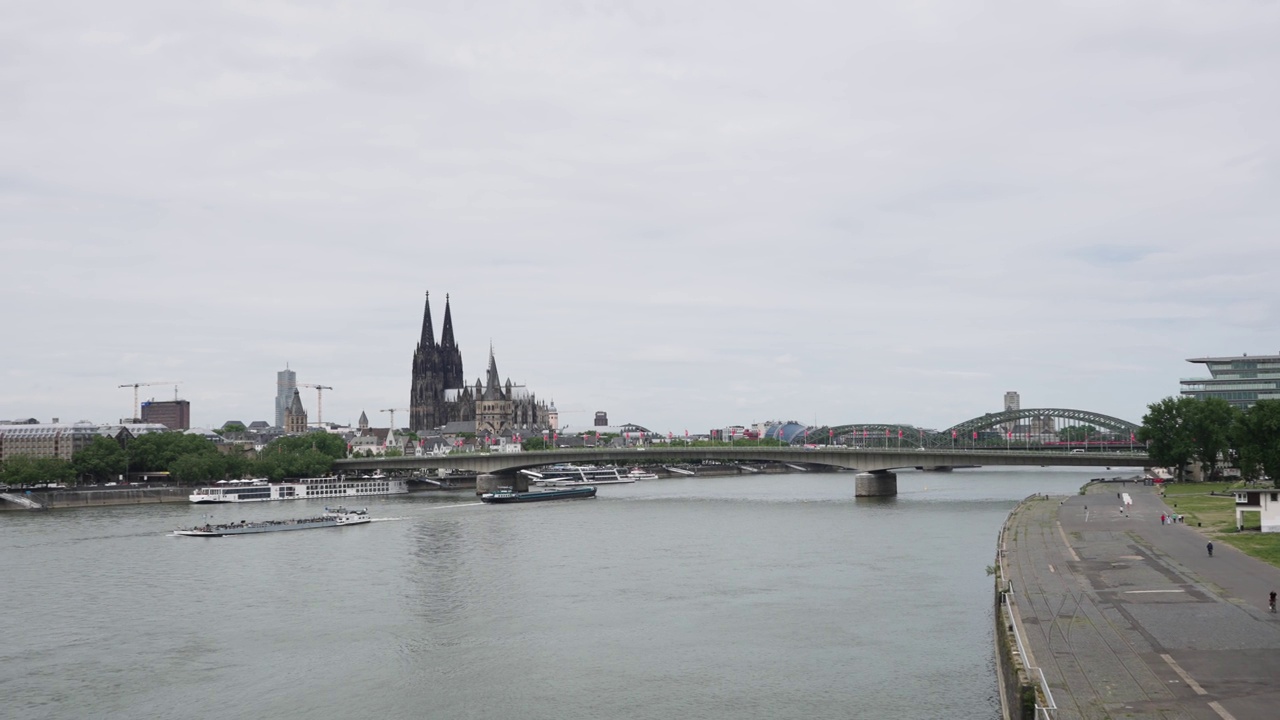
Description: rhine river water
0,468,1134,720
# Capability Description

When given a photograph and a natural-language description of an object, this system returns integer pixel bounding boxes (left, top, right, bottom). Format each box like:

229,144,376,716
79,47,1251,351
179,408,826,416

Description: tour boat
521,465,635,487
173,507,371,537
624,467,659,481
480,486,597,504
189,476,407,504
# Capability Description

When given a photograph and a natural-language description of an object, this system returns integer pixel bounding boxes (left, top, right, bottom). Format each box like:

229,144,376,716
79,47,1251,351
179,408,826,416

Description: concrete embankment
2,487,191,510
995,482,1280,720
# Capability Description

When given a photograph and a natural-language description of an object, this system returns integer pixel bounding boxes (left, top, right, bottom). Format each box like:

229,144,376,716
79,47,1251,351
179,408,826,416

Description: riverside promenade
1000,482,1280,720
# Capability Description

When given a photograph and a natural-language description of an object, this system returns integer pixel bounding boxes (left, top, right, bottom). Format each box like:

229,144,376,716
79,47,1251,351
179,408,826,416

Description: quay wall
993,497,1039,720
2,487,191,509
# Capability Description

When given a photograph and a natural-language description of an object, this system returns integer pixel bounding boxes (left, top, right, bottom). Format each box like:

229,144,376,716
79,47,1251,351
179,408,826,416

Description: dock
997,482,1280,719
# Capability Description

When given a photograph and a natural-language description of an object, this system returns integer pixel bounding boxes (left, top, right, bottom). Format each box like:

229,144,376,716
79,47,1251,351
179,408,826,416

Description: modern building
140,399,191,430
594,411,608,427
275,366,297,428
1180,354,1280,410
1003,391,1020,432
409,292,551,436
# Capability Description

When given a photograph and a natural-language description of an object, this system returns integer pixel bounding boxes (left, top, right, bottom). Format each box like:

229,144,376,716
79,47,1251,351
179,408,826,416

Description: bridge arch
942,408,1140,436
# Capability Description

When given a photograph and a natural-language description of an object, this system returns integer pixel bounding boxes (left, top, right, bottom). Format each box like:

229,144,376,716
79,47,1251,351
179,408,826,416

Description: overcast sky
2,1,1278,434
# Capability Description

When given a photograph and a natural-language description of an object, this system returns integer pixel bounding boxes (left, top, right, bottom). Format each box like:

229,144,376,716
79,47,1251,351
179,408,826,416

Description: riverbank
996,481,1280,719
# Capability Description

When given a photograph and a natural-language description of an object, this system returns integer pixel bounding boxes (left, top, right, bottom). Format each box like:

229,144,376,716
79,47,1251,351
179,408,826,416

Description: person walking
1207,542,1214,557
1269,591,1276,613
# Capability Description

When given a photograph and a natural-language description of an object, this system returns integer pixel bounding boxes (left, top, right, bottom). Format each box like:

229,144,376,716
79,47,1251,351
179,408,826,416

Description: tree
169,453,225,484
1058,425,1098,442
72,436,128,484
521,437,551,451
252,432,345,481
1234,400,1280,482
1184,397,1239,480
0,454,74,487
220,422,247,434
126,432,222,473
1138,397,1198,481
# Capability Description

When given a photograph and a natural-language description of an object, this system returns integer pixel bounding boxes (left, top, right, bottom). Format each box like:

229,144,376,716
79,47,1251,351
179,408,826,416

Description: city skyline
3,3,1278,433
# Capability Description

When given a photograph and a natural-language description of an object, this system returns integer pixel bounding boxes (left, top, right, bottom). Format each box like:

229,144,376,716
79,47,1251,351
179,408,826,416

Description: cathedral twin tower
410,292,550,437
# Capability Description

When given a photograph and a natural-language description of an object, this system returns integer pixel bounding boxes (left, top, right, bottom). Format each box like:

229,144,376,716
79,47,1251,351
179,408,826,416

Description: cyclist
1207,542,1214,557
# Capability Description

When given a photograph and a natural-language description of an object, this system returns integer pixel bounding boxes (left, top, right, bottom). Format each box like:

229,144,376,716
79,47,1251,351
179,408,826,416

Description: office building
140,399,191,430
275,366,297,428
1181,354,1280,409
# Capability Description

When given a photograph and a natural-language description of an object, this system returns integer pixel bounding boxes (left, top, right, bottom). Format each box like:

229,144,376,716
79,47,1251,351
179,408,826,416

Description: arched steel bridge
336,446,1149,477
823,408,1141,449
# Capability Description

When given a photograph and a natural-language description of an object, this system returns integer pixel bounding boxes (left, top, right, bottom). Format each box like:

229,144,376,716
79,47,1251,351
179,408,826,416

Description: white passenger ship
521,465,642,487
188,476,407,504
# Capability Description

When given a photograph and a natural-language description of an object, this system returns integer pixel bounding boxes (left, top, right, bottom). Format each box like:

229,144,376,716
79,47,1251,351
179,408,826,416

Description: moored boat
189,476,407,504
173,507,372,537
624,467,659,481
480,486,597,504
522,465,633,487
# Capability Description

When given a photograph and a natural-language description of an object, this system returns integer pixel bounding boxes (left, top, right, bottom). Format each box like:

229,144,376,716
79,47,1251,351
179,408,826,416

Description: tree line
0,432,349,487
1138,397,1280,482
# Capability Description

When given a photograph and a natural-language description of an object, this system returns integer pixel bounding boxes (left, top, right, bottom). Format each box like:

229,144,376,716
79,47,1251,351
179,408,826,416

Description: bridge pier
855,471,897,497
475,473,527,496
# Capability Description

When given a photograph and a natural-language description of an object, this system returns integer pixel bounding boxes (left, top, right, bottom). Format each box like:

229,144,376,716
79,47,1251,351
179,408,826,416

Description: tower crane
118,381,181,421
380,408,410,432
296,383,334,426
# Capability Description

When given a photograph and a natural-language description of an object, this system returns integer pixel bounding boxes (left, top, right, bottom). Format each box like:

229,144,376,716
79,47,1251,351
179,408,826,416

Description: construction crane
296,383,334,426
380,408,410,432
118,381,180,421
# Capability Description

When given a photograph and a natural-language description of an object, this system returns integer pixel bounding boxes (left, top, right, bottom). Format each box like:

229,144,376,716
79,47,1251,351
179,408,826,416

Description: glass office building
1180,355,1280,409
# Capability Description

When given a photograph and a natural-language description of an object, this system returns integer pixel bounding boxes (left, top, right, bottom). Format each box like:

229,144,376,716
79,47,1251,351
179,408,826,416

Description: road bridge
335,447,1150,497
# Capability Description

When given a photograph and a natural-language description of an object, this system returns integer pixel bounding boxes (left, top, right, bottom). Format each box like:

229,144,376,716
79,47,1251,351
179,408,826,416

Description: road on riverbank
1001,482,1280,719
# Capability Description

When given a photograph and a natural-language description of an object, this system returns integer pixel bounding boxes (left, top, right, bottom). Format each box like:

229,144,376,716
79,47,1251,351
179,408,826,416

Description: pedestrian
1270,591,1276,613
1207,542,1214,557
1161,513,1166,525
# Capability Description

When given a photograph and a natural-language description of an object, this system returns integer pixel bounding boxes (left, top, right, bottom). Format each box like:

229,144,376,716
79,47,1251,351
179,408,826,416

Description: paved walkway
1002,482,1280,720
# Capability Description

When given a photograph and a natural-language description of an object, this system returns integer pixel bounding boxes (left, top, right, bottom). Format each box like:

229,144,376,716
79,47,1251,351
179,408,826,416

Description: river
0,467,1128,719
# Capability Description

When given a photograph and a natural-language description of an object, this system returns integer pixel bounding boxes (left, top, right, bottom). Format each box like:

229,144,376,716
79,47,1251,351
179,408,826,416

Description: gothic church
410,292,551,436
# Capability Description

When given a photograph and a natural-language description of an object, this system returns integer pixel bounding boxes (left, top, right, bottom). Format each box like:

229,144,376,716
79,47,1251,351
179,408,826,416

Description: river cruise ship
189,476,407,504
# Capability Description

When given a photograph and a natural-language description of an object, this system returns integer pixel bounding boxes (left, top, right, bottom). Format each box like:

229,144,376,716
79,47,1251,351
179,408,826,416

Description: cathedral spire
483,345,503,400
441,293,456,348
419,291,436,348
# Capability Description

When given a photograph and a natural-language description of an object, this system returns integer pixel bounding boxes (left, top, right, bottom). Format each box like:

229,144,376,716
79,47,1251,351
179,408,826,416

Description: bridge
825,407,1143,449
335,446,1150,497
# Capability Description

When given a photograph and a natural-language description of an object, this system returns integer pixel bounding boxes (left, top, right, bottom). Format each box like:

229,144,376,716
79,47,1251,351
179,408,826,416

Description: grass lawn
1160,481,1280,566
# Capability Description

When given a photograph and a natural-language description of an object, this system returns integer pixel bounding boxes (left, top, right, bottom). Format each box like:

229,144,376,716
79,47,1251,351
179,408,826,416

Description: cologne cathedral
410,292,551,436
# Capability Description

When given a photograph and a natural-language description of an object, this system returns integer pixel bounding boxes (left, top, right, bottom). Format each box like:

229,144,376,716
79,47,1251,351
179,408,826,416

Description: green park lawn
1160,482,1280,566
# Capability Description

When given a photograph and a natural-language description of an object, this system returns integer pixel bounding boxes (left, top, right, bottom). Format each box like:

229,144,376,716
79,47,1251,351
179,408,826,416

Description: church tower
410,292,444,433
440,294,464,392
284,389,308,434
475,347,513,437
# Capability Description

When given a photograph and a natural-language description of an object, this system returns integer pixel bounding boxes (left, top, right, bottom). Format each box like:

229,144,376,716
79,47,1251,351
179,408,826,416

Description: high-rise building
1003,392,1020,432
275,366,297,428
594,411,609,427
1181,354,1280,409
140,399,191,430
